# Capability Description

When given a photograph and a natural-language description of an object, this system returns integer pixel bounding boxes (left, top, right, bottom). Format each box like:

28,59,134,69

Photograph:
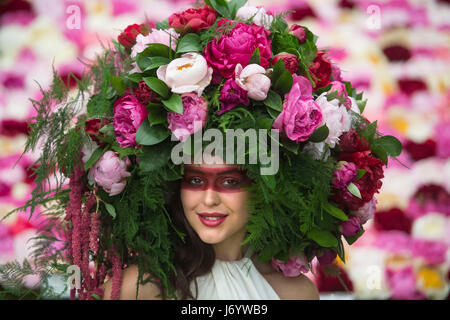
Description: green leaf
344,228,365,245
206,0,230,17
371,145,388,165
136,55,153,72
307,228,338,248
104,202,116,219
135,120,170,146
274,70,293,96
309,125,329,143
229,0,248,18
263,90,283,112
110,76,127,95
356,169,366,181
371,135,402,157
281,138,299,155
83,146,106,172
176,33,202,54
143,56,170,72
86,94,113,118
143,77,169,99
257,117,273,130
357,99,367,114
147,104,167,126
271,59,285,85
324,202,349,221
346,183,362,199
361,120,377,144
139,43,172,59
139,142,172,173
126,73,143,83
267,107,281,119
261,174,276,191
156,19,169,30
162,93,183,114
248,47,261,65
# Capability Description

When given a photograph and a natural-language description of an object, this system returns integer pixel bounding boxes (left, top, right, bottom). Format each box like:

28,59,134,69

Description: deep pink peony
386,266,426,300
340,215,362,237
167,93,208,142
88,151,131,196
333,161,357,189
272,75,322,142
271,255,309,277
411,238,447,265
203,19,272,79
113,94,149,148
218,78,249,115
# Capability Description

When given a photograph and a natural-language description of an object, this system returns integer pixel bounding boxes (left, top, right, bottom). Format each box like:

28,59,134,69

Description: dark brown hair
166,180,215,299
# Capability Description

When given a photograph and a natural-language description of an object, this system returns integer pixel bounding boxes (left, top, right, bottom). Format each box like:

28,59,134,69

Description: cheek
180,189,200,213
222,191,251,217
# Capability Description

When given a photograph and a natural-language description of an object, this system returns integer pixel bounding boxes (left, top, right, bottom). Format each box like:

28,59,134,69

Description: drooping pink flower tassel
80,193,96,295
89,211,101,255
110,250,123,300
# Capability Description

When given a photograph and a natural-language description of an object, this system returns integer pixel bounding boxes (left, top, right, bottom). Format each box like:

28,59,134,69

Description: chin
196,229,227,244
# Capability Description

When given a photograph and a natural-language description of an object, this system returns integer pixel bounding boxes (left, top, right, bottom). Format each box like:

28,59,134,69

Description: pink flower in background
354,197,378,225
333,161,357,189
374,230,412,254
386,266,426,300
435,121,450,158
203,19,272,78
113,94,149,148
88,151,131,196
271,255,309,277
167,93,208,142
272,75,322,142
235,63,271,101
218,79,249,115
340,215,362,237
411,238,447,265
0,223,14,257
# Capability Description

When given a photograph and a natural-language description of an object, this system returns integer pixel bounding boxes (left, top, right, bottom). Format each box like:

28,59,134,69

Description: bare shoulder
102,264,162,300
264,272,320,300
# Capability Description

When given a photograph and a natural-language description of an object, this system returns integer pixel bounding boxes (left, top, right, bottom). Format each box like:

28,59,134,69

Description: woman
102,154,320,300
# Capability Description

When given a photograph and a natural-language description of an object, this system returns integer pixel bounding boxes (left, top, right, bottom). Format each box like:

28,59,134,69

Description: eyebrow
183,167,244,175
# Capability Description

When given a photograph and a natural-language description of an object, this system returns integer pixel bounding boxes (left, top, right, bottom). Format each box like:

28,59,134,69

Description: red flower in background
169,5,217,34
314,263,353,293
403,138,436,161
398,78,427,96
117,22,153,50
308,51,332,90
0,119,30,137
374,208,412,234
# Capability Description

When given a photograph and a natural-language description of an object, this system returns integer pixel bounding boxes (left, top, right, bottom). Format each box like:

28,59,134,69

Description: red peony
338,151,384,210
203,19,272,79
117,23,153,50
84,118,111,146
168,5,217,34
374,208,412,234
272,53,299,74
134,80,160,105
338,129,370,153
308,51,332,90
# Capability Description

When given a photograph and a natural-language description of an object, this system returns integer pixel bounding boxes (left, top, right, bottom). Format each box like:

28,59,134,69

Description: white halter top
189,249,281,300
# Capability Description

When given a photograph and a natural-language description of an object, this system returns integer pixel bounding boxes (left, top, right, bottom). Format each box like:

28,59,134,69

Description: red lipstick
198,212,228,227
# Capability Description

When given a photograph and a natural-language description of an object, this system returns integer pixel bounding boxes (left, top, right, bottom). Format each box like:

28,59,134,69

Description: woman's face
180,160,253,246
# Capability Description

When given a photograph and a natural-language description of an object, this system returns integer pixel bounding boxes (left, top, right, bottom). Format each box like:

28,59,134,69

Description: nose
202,188,221,207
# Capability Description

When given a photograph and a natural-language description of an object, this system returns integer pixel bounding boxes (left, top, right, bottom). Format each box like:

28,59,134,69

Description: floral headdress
2,0,402,300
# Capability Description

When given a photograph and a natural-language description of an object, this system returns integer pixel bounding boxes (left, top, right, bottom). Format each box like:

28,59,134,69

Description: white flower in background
157,52,212,96
315,92,352,148
412,213,448,242
236,4,273,29
416,266,450,300
235,63,271,101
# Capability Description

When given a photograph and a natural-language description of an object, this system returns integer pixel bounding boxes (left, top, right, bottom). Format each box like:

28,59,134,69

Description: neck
213,228,248,261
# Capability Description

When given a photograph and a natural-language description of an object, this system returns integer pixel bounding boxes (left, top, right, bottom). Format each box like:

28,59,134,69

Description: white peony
157,52,213,96
236,4,274,29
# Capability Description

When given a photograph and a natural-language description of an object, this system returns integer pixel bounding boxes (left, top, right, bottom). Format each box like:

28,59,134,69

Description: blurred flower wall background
0,0,449,299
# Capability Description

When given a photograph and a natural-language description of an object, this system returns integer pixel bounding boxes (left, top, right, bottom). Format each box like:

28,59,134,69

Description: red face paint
181,165,253,193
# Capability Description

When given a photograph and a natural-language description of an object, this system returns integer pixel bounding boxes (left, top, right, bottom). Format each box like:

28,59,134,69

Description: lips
198,212,228,227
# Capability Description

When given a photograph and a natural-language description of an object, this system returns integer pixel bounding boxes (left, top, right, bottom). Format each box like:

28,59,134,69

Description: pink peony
130,28,179,59
272,75,322,142
386,266,426,300
340,215,362,237
218,78,249,115
411,238,447,265
374,230,412,254
333,161,357,189
113,94,149,148
203,19,272,79
167,93,208,142
88,151,131,196
271,255,309,277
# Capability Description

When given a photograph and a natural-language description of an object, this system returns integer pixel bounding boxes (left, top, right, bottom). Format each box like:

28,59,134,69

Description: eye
188,177,204,185
223,178,240,186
